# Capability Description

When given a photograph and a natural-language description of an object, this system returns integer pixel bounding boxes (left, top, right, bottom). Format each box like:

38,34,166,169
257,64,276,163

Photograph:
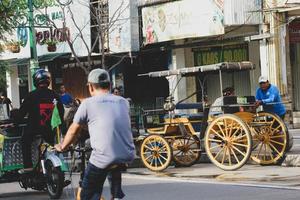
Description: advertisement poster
142,0,224,44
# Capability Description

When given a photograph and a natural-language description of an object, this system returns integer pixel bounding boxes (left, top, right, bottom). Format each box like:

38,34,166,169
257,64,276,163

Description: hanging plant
5,40,22,53
45,39,58,52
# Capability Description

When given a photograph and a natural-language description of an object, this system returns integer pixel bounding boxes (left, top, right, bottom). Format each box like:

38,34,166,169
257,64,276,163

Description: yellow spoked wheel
140,135,172,172
251,112,288,165
172,135,201,167
205,114,252,171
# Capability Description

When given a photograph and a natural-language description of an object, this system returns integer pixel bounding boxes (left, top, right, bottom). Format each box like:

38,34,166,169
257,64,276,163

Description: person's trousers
81,162,125,200
21,127,54,168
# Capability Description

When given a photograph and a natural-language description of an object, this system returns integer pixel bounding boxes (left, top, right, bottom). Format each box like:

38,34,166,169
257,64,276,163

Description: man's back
19,88,64,133
74,93,135,169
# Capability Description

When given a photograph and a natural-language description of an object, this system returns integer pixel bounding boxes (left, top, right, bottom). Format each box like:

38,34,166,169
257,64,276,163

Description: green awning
39,53,71,63
6,53,71,66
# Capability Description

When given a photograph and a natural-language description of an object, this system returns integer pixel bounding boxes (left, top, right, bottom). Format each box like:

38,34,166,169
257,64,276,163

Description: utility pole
28,0,39,90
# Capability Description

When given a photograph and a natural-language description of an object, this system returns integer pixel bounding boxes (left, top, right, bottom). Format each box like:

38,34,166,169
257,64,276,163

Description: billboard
141,0,224,45
109,0,140,53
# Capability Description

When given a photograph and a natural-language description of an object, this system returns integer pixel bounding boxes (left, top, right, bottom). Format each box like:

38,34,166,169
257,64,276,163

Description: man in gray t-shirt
55,68,135,200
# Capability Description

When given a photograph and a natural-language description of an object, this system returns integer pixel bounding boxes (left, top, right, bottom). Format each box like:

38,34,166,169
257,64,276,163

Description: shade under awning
7,53,71,66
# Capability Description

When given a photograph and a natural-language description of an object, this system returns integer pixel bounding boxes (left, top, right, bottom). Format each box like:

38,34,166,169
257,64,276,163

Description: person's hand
255,100,262,107
54,144,64,152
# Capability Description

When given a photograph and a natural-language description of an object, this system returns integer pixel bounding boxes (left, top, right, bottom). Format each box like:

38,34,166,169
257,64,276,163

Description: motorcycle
0,119,70,199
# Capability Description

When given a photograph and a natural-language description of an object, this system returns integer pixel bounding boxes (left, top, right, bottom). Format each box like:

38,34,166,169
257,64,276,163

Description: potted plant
6,40,22,53
45,39,58,52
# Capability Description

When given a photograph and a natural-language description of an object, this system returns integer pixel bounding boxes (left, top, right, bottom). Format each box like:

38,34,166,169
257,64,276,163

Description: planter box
47,44,57,52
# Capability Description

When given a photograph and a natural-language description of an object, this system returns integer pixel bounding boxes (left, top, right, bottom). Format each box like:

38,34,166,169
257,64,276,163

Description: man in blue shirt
59,85,73,106
255,76,286,119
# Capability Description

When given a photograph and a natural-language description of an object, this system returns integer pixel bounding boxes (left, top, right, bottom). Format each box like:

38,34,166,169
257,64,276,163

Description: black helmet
33,69,51,88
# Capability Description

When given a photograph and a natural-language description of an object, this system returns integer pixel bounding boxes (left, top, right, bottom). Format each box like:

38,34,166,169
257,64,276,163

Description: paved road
1,171,300,200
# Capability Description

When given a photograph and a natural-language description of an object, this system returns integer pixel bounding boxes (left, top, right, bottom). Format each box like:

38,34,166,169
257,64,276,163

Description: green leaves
0,0,57,39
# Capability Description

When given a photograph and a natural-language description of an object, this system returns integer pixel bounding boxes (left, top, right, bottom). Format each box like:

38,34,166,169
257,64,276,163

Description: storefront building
139,0,262,109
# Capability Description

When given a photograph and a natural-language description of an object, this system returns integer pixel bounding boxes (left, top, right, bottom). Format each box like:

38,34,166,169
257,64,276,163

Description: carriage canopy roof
139,62,255,78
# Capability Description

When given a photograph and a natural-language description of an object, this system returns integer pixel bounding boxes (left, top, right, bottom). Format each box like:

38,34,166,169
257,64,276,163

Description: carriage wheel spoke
224,119,228,137
269,139,285,146
230,148,240,163
269,142,283,156
144,145,153,151
232,142,248,148
255,142,264,158
159,154,168,161
216,122,226,138
214,146,225,159
148,139,155,149
144,154,153,161
264,144,267,161
208,138,223,143
209,143,223,150
232,133,246,142
228,120,234,137
270,135,285,139
227,147,232,166
187,141,197,148
157,156,164,166
231,127,242,138
266,144,274,160
221,147,227,164
210,128,225,140
232,145,246,156
271,124,282,133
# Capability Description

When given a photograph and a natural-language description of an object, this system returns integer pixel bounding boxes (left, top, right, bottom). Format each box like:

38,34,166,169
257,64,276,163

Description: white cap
258,75,268,83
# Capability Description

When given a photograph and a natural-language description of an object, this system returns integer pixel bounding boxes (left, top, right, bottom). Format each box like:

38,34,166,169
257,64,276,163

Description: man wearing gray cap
255,75,286,119
55,68,135,200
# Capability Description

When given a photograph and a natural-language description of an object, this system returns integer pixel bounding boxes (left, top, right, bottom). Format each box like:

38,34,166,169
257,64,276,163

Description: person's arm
261,87,277,104
17,95,31,121
255,89,263,107
55,123,81,151
55,100,87,152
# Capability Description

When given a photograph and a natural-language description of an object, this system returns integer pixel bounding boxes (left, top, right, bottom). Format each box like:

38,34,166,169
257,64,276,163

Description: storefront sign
36,27,71,44
194,44,249,66
142,0,224,44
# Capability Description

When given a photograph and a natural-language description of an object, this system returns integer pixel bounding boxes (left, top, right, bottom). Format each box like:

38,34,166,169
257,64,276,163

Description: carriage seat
223,96,256,114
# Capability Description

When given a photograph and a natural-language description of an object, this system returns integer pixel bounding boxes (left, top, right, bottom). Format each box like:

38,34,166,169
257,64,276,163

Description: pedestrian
55,68,135,200
59,84,74,106
18,69,64,171
209,86,243,116
255,76,286,119
112,87,121,96
0,91,13,120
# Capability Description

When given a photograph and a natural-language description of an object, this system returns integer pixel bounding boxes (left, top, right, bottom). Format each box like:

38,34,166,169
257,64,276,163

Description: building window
90,0,109,54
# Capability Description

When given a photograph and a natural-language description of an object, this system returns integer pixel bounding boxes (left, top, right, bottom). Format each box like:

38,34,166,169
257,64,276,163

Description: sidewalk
126,163,300,190
282,129,300,167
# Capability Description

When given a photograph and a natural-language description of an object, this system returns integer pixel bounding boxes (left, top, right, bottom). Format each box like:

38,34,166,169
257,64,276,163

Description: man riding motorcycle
18,69,64,171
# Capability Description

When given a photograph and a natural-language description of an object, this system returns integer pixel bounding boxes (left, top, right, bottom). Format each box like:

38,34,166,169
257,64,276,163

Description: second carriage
138,62,290,171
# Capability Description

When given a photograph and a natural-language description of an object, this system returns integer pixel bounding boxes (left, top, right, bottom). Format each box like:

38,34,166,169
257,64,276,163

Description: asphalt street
0,170,300,200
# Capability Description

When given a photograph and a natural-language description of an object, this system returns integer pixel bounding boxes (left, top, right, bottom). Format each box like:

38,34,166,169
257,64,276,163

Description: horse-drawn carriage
138,62,289,172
